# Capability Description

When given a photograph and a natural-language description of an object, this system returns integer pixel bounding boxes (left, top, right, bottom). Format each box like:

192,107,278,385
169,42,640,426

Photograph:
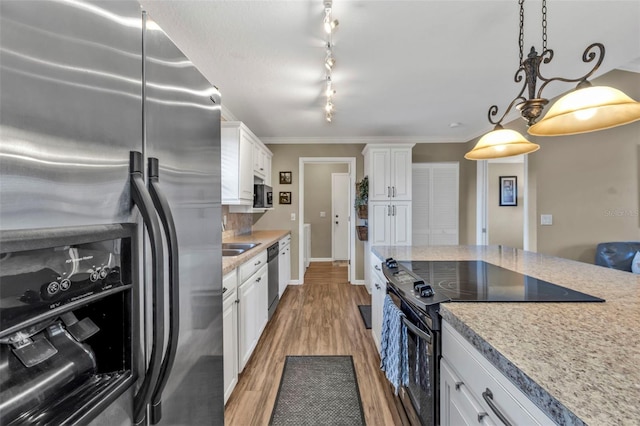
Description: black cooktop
389,260,604,304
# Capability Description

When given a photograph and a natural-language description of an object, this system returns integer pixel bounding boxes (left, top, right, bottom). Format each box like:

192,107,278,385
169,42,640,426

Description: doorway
332,173,350,260
299,157,356,284
476,155,532,250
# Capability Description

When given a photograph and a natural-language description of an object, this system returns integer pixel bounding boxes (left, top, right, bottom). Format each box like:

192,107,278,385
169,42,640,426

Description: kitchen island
372,245,640,425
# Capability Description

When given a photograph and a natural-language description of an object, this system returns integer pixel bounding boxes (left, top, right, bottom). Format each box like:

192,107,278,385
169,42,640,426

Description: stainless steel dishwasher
267,242,280,319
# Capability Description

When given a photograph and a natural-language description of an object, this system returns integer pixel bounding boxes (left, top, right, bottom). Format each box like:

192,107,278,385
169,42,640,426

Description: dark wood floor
224,262,402,425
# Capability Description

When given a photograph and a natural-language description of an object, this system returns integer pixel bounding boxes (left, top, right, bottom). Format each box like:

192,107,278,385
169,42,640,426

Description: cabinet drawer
239,250,268,283
279,235,291,249
223,269,238,300
442,322,554,426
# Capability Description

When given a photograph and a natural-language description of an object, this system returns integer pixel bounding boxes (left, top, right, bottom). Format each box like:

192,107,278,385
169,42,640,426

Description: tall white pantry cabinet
363,144,413,350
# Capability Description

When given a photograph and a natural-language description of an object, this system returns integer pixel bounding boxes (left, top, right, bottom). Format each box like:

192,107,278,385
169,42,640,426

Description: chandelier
323,0,338,122
465,0,640,160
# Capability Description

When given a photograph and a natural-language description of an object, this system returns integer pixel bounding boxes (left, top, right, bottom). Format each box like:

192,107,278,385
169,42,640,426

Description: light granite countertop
372,245,640,425
222,230,290,274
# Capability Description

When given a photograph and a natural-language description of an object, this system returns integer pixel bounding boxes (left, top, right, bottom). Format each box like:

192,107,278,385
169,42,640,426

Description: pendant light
465,0,640,160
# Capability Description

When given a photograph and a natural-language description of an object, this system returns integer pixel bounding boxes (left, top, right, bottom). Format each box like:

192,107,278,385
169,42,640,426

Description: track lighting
466,0,640,160
322,0,338,123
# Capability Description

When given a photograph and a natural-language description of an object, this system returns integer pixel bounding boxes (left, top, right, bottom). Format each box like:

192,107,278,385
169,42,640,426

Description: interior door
332,173,350,261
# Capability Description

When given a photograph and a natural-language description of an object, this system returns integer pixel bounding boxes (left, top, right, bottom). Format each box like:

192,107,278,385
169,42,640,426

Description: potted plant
354,176,368,219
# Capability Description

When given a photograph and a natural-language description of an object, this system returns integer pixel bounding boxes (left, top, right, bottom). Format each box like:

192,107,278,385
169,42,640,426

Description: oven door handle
401,316,432,344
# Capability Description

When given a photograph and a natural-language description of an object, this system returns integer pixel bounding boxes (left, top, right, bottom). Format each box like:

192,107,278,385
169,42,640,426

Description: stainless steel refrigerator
0,1,223,424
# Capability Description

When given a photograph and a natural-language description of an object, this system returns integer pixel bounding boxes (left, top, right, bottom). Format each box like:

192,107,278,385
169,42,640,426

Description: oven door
388,287,439,426
402,300,438,426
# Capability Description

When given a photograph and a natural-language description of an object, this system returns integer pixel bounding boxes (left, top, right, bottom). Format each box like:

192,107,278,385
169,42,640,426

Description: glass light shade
529,86,640,136
465,127,540,160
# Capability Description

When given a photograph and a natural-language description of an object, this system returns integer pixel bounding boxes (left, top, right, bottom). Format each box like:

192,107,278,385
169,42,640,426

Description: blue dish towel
379,294,408,394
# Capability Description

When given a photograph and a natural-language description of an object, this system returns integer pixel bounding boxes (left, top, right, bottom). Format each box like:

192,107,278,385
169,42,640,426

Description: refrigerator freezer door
0,0,142,230
142,12,223,425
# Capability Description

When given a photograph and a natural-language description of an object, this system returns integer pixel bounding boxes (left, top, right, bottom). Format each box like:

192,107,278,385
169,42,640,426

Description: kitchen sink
221,242,261,256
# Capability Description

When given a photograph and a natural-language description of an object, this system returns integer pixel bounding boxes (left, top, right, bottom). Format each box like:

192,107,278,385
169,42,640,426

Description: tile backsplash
222,205,253,239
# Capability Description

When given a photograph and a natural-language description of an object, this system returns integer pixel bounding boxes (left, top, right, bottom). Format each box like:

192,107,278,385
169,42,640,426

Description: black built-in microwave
254,184,272,208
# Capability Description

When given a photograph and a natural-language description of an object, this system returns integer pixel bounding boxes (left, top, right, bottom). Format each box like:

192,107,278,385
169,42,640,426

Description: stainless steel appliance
0,1,223,424
254,184,273,209
267,243,280,319
381,258,604,426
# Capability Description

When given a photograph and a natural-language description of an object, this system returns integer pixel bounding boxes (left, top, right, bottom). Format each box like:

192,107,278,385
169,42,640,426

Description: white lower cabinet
238,251,268,372
369,256,386,352
441,321,554,426
222,270,238,404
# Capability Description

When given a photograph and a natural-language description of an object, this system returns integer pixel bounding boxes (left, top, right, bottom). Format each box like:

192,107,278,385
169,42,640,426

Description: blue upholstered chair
595,242,640,272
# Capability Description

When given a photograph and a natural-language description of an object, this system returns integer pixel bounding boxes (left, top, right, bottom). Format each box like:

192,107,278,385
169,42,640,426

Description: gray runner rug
269,355,366,426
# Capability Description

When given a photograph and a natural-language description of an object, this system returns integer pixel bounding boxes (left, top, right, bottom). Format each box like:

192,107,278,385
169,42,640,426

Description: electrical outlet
541,214,553,225
291,213,296,221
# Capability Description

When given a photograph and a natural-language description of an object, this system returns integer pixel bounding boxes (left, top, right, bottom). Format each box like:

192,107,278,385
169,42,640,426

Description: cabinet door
390,148,412,200
239,131,254,200
238,278,256,372
278,242,291,297
370,202,391,245
368,148,391,200
255,264,268,334
391,201,412,245
441,359,497,426
253,142,266,179
223,293,238,403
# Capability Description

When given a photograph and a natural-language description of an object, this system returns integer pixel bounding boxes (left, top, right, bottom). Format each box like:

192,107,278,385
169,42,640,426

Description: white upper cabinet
364,145,413,201
221,121,272,204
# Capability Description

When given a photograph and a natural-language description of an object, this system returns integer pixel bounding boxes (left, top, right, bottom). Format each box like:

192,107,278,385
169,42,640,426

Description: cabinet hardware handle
235,299,239,304
477,412,488,423
393,205,396,216
256,277,261,282
375,265,381,271
387,186,391,197
455,381,463,390
387,205,391,216
255,261,261,266
375,284,380,290
482,388,513,426
392,186,396,197
222,287,227,294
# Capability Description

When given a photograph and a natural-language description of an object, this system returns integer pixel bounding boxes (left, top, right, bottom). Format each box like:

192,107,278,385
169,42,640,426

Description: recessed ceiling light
449,122,462,128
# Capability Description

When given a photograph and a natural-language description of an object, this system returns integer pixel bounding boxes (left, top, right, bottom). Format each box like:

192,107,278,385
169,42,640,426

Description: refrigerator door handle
130,151,166,426
147,157,180,425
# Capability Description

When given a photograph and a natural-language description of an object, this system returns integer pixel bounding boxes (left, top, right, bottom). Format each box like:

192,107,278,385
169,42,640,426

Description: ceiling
138,0,640,144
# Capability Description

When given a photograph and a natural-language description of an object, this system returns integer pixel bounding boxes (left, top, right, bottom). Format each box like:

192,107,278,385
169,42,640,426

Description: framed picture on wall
279,192,291,204
279,171,292,184
499,176,517,206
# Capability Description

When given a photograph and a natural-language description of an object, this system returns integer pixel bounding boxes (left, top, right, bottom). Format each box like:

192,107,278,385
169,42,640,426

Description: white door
332,173,350,260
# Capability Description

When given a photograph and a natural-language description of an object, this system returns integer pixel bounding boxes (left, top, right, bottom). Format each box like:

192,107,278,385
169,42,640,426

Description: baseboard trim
310,257,333,262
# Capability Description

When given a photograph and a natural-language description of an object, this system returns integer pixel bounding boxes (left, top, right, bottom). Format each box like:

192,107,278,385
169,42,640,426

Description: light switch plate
541,214,553,225
320,211,326,217
291,213,296,221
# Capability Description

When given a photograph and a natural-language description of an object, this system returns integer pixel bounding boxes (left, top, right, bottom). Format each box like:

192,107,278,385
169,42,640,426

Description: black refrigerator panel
0,225,135,426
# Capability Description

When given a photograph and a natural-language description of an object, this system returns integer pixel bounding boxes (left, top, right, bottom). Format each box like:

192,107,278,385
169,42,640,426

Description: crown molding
261,135,472,145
